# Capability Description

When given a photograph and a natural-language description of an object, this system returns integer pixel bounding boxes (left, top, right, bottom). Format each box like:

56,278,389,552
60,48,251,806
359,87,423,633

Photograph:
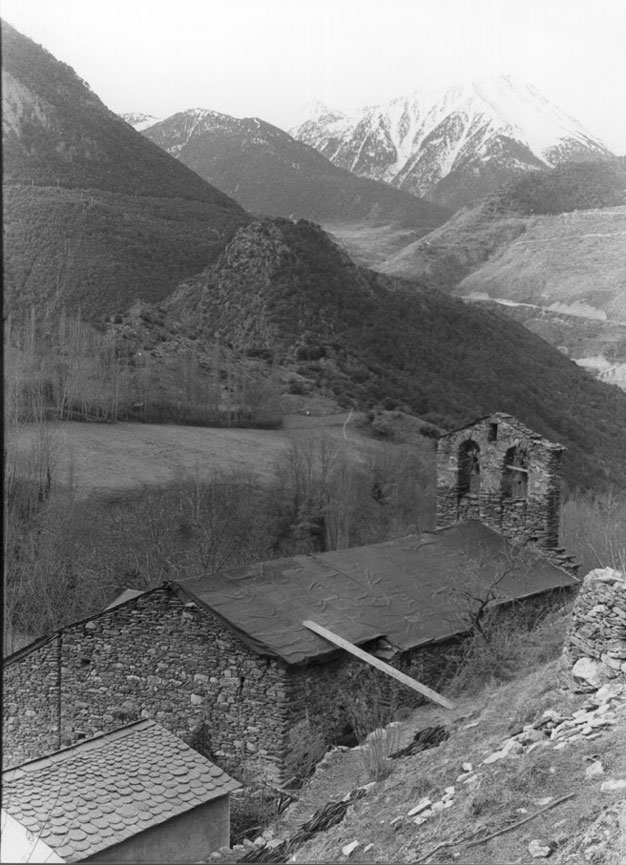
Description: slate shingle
2,719,240,863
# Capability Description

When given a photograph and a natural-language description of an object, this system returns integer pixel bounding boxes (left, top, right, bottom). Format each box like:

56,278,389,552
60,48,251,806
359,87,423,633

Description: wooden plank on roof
303,620,454,710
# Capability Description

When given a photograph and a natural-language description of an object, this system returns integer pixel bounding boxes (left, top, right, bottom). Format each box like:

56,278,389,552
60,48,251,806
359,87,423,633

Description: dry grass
561,491,626,576
457,206,626,320
273,601,626,864
4,411,433,499
286,661,626,864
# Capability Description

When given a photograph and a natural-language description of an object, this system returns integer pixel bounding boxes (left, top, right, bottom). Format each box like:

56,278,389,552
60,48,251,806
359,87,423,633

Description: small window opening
458,439,481,498
502,445,529,499
488,422,498,442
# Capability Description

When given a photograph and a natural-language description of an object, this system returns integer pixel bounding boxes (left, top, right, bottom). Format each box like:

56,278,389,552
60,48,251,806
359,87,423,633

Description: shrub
229,771,283,845
447,597,571,696
343,669,402,782
560,490,626,576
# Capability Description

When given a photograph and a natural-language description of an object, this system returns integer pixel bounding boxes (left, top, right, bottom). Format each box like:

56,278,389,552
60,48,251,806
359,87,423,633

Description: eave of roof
2,720,240,862
172,522,577,665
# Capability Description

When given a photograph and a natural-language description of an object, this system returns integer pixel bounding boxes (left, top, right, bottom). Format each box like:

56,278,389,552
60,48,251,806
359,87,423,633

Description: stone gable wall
5,581,574,786
436,415,564,553
3,589,290,783
3,635,60,765
4,589,463,786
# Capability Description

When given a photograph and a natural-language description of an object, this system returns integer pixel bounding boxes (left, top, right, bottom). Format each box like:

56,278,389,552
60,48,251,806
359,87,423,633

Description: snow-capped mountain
290,75,613,208
134,107,451,235
122,112,160,131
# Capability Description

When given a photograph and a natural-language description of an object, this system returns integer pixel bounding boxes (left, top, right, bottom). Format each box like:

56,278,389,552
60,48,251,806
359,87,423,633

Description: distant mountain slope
378,161,626,299
457,206,626,320
377,160,626,387
161,218,626,492
137,108,451,232
2,21,249,321
291,76,613,209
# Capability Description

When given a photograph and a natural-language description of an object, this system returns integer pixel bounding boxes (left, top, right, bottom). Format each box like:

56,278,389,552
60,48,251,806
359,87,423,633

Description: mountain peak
122,112,160,131
289,100,346,129
291,75,612,209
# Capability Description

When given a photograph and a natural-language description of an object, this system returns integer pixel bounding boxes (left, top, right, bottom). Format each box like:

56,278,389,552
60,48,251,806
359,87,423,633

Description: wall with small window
436,413,566,554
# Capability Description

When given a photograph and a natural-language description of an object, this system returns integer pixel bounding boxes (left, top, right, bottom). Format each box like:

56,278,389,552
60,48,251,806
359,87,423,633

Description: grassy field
5,410,437,498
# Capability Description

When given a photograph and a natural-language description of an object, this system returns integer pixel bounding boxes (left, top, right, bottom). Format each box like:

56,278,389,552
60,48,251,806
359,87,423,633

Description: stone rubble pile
482,682,625,764
563,567,626,683
385,784,457,831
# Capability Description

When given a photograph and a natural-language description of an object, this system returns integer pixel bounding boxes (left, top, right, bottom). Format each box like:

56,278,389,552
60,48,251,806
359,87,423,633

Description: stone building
4,514,577,785
436,412,577,573
2,719,239,863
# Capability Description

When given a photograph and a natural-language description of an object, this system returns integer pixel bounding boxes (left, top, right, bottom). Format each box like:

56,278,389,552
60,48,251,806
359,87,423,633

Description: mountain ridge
157,216,626,492
132,107,452,234
291,75,613,209
2,21,250,322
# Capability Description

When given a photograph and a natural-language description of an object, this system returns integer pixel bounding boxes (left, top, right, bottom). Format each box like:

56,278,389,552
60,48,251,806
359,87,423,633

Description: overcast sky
3,0,626,152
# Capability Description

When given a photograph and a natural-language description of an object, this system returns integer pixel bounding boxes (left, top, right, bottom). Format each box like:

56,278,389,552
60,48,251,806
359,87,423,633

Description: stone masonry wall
282,588,573,781
3,635,61,764
283,640,462,781
436,414,566,555
3,588,290,784
563,567,626,684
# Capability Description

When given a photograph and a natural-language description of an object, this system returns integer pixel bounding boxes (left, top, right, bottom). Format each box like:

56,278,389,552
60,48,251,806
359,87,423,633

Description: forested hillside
165,218,626,492
2,21,249,321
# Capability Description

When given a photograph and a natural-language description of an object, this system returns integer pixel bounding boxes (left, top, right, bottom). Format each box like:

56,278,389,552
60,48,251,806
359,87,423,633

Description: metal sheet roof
174,521,577,665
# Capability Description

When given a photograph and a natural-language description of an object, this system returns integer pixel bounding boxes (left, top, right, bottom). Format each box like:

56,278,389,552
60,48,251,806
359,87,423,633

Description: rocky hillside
377,161,626,382
378,160,626,291
291,75,613,210
155,217,626,492
2,21,249,322
135,108,450,237
207,568,626,865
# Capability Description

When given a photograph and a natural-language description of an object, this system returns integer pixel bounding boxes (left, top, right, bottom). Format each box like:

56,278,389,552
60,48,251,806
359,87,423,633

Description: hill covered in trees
2,21,250,322
162,218,626,492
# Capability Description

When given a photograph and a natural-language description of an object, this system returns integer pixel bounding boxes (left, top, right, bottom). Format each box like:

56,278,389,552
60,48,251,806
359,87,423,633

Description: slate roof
2,720,240,863
173,521,578,665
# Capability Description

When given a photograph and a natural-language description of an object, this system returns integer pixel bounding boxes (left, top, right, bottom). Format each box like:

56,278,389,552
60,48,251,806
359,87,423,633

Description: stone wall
436,413,567,557
282,640,462,781
4,589,459,788
3,588,290,784
3,634,61,763
5,579,575,787
563,567,626,685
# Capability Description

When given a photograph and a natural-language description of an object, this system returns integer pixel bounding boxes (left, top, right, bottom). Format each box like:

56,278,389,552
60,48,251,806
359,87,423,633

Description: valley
3,13,626,865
